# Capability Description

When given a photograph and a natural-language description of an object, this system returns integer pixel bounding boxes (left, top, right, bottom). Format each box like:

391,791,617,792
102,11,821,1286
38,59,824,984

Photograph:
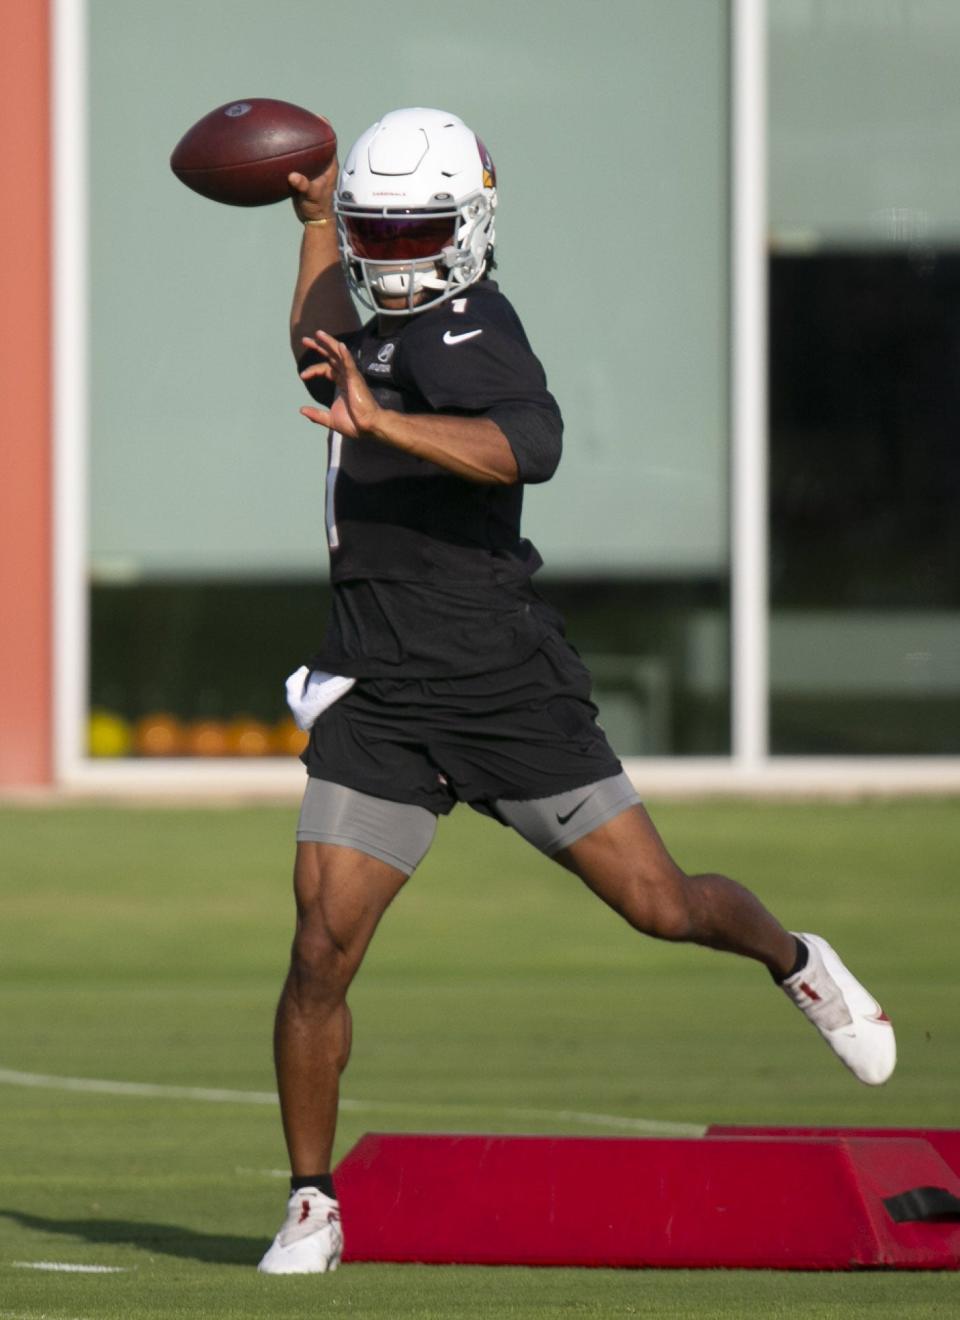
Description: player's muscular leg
273,842,408,1174
557,806,796,979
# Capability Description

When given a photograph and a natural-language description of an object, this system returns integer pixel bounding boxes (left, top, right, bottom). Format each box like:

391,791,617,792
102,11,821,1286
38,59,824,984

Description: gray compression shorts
296,772,641,875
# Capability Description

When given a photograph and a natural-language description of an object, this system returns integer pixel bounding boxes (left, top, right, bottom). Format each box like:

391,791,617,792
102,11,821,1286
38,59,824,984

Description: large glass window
768,0,960,754
85,0,731,762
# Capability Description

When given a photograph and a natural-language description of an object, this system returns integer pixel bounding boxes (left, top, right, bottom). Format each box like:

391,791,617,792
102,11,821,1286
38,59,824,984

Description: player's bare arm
289,161,360,351
299,329,520,486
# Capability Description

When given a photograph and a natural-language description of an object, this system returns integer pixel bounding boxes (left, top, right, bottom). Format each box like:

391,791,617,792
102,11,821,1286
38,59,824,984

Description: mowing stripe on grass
0,1066,705,1136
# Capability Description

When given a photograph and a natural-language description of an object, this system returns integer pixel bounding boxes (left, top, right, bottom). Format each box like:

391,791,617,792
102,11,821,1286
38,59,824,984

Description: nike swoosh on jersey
443,329,483,345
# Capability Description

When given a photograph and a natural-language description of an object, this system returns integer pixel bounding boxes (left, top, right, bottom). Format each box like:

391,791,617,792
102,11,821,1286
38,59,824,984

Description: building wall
0,0,52,786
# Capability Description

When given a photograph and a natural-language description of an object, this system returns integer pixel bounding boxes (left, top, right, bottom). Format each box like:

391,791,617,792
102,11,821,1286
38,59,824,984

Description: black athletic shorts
301,630,623,815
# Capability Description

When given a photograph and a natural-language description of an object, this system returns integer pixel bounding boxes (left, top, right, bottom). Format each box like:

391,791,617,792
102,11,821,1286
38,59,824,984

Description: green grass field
1,797,958,1318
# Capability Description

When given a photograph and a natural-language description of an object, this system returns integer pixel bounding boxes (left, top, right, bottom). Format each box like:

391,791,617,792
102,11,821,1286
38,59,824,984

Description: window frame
54,0,960,793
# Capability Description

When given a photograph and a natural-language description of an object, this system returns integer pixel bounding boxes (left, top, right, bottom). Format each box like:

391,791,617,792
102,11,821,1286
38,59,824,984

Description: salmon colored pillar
0,0,53,785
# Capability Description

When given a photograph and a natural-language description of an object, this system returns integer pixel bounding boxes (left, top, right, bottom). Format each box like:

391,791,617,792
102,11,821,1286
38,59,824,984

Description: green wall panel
88,0,729,579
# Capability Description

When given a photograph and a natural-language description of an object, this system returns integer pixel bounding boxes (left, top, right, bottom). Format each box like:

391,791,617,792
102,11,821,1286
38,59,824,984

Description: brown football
170,98,336,207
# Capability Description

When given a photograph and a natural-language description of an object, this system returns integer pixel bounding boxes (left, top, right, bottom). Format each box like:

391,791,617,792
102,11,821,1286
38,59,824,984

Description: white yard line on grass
2,1313,92,1320
1,1311,94,1320
0,1066,705,1136
0,1067,276,1105
12,1263,129,1274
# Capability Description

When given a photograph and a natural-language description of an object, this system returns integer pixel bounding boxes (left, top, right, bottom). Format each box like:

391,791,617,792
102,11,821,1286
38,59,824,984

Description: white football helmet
335,108,497,316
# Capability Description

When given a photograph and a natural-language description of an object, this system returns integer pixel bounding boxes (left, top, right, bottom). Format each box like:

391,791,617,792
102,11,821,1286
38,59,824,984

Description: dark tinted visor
344,213,457,261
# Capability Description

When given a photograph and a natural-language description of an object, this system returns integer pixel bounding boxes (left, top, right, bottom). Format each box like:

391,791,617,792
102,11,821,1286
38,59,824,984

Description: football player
257,109,896,1275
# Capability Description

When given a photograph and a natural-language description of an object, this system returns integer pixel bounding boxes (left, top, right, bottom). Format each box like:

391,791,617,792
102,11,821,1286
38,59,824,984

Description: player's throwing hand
299,330,383,438
287,157,339,226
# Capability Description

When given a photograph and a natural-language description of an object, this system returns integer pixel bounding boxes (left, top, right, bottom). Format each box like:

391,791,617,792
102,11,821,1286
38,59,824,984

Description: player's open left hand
299,330,383,438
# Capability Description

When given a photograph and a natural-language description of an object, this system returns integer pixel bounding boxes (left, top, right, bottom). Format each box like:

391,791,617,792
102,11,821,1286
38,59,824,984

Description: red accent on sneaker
799,981,822,1002
873,1009,892,1023
298,1199,311,1224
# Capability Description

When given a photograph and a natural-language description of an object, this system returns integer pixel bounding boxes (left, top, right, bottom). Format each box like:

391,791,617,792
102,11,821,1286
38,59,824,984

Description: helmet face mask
335,109,497,316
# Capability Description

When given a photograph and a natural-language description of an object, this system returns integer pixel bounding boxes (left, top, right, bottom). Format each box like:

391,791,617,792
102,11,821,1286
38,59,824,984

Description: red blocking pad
334,1132,960,1269
707,1126,960,1178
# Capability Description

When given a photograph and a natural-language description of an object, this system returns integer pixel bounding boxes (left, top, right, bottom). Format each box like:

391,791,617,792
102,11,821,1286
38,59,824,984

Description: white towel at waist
285,666,356,731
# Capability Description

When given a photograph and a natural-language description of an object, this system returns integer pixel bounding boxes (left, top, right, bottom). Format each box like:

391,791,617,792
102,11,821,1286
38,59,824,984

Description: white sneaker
780,933,896,1086
257,1186,343,1274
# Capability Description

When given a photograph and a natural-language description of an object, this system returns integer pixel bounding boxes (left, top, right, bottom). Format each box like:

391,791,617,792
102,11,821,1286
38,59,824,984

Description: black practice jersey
303,281,565,678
